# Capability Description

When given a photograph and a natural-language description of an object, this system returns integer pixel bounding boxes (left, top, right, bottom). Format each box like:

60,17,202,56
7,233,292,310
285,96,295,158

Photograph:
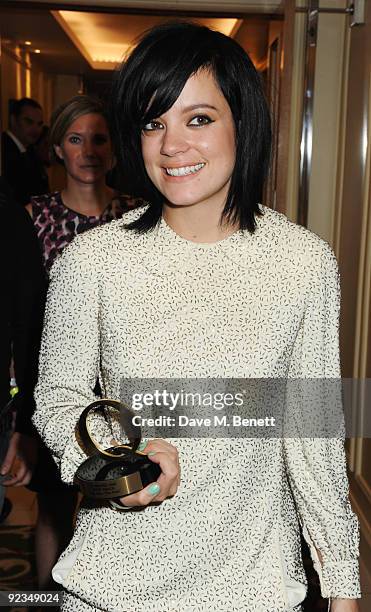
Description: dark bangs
110,21,271,233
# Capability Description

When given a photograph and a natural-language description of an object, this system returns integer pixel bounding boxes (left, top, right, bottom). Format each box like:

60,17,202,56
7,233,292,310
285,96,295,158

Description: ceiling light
24,40,32,46
52,11,238,71
34,49,41,54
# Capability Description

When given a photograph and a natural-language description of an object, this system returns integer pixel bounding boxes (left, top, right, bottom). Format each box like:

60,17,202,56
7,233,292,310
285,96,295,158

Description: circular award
74,399,161,499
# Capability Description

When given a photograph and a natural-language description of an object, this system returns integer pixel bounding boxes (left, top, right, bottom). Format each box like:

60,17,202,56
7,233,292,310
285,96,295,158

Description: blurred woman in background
27,95,144,274
24,95,144,590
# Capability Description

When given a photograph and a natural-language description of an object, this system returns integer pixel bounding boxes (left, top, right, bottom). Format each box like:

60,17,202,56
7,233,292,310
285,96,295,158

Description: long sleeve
283,242,361,598
12,207,46,435
32,235,116,485
0,186,46,435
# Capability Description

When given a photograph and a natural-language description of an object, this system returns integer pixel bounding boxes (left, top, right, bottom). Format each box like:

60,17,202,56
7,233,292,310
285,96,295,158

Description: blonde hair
49,95,109,163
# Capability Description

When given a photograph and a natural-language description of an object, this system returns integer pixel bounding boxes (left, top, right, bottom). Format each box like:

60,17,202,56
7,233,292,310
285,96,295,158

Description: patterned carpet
0,525,327,611
0,525,36,612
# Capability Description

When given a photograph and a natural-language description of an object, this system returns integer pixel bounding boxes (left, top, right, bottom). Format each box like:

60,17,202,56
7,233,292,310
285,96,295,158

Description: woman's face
55,113,112,185
141,69,236,211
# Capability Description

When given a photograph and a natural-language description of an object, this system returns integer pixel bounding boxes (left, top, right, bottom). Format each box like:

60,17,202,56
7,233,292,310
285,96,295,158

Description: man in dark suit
1,98,50,206
0,177,46,522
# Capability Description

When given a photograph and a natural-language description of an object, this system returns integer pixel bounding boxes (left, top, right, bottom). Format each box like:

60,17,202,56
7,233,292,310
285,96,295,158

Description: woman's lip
161,165,205,181
162,163,205,169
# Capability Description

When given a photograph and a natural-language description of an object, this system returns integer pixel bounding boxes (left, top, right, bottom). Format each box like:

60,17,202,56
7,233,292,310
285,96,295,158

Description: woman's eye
188,115,213,127
93,135,108,145
142,121,163,132
68,136,81,144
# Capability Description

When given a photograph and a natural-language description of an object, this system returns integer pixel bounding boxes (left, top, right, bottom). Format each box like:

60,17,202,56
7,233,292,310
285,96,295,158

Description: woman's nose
160,127,189,156
82,141,95,157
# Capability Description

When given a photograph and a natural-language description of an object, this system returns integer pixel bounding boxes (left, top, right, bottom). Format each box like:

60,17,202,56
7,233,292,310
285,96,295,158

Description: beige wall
1,46,54,128
330,0,371,596
268,20,282,47
53,74,82,110
233,20,269,70
307,0,348,243
284,0,349,235
282,0,306,222
1,47,81,132
1,47,82,190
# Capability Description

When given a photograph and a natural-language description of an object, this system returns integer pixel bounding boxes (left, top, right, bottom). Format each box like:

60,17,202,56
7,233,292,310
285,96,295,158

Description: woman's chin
163,199,201,208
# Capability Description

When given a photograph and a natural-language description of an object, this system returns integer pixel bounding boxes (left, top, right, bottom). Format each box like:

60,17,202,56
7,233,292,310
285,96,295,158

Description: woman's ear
54,145,63,161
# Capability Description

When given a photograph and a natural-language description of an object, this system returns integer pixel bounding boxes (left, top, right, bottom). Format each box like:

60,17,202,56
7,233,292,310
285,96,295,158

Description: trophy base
74,446,162,499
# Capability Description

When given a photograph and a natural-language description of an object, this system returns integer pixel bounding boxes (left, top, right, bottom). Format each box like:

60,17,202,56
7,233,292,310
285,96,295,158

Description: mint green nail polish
148,483,160,495
138,440,148,451
148,451,156,456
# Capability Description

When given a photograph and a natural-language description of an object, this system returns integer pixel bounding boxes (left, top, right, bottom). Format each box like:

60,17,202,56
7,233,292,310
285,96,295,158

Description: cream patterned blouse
33,205,361,612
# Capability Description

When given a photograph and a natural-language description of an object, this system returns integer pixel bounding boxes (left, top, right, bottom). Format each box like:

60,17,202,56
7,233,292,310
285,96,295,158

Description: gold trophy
74,399,161,499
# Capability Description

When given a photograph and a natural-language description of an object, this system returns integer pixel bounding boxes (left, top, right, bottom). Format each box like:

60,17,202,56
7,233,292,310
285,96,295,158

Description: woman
27,95,143,274
33,23,361,612
25,95,144,591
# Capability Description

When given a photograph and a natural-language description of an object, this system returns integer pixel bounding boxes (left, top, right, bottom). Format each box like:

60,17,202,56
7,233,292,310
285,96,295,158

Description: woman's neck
162,200,239,244
61,181,115,217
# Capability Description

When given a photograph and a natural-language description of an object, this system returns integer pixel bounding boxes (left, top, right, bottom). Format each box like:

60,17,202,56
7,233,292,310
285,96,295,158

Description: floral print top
30,191,145,274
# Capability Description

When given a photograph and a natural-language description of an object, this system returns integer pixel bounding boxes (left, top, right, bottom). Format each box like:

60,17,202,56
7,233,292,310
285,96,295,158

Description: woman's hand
330,598,360,611
0,433,38,487
118,439,180,508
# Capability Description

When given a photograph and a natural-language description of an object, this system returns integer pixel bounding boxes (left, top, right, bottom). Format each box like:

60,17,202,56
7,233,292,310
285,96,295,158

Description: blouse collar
124,204,270,277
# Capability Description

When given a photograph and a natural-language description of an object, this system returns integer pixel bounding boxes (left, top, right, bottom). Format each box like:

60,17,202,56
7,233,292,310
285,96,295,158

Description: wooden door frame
274,0,295,217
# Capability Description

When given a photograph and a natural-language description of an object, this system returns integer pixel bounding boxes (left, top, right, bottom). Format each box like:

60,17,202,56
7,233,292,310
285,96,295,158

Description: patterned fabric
60,591,305,611
0,524,327,611
33,205,361,612
30,191,145,274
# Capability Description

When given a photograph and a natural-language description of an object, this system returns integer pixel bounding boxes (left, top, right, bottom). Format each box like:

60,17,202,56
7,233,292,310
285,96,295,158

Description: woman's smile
163,162,206,178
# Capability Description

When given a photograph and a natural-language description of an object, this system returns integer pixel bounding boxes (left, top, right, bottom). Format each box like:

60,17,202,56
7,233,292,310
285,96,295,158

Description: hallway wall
334,0,371,585
1,45,83,132
1,45,53,130
1,44,83,191
307,0,348,244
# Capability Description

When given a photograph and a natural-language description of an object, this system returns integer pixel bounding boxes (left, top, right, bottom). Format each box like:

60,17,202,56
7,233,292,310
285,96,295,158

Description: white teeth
165,163,205,177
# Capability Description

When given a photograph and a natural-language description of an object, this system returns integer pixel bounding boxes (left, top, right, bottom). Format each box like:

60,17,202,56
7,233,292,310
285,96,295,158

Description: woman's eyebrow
65,130,107,136
181,103,218,112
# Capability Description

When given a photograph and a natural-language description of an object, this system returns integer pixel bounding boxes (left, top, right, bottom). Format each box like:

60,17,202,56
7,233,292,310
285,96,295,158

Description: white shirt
6,130,26,153
33,205,361,612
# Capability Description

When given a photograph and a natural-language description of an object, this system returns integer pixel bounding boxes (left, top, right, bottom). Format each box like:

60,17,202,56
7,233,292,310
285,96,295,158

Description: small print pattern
60,592,306,612
30,191,145,273
33,205,361,612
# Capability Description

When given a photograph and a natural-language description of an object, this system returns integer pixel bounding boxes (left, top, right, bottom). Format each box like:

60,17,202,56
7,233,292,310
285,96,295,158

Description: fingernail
138,440,148,451
148,483,160,495
148,451,156,456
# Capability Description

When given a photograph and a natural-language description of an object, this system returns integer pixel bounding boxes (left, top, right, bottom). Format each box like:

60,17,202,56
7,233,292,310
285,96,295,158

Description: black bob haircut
10,97,42,118
111,21,272,233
